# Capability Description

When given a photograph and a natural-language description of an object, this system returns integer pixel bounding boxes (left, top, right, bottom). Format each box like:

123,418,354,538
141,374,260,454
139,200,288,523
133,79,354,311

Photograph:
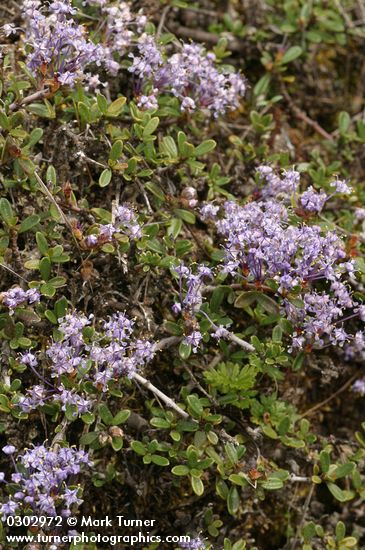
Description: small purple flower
85,234,99,247
20,352,38,367
2,286,40,310
138,91,159,110
181,97,196,112
358,305,365,322
200,204,219,220
300,186,327,212
129,37,245,116
0,499,18,519
63,487,83,507
184,330,202,353
0,444,92,518
172,302,182,315
352,378,365,395
180,537,206,550
330,178,352,195
212,326,229,340
2,445,16,455
2,23,17,36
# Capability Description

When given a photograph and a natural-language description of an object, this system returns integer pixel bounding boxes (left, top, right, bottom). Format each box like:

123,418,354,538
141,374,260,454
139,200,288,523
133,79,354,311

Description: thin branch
289,474,310,482
200,310,255,353
34,172,82,253
132,372,190,419
0,263,28,282
155,335,183,351
282,87,334,142
301,371,359,417
9,88,50,112
169,25,244,52
157,5,170,38
225,331,255,352
290,483,315,550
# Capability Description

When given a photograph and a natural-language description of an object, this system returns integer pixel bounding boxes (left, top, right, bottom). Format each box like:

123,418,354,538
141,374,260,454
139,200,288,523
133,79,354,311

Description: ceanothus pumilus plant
0,0,364,548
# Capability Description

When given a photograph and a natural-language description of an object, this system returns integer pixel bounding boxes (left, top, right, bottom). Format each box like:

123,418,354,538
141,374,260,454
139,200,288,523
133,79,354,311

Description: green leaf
254,74,271,96
27,128,43,148
98,404,114,426
225,443,239,465
261,477,284,490
77,102,90,123
145,181,166,201
234,291,258,309
0,394,11,413
151,454,169,466
174,209,196,224
80,432,99,446
341,537,358,547
160,136,178,159
326,482,355,502
333,462,355,479
36,232,49,255
81,412,96,425
227,487,240,515
228,474,247,487
262,425,279,439
113,410,131,425
109,140,123,162
0,198,17,227
190,475,204,496
40,283,56,297
279,46,303,65
172,465,189,476
54,297,68,319
320,450,330,473
186,395,204,418
96,94,108,114
143,117,159,137
339,111,351,135
106,96,126,117
111,437,124,451
293,352,305,371
256,293,280,314
336,521,346,541
91,208,112,223
45,310,57,324
195,139,216,156
302,522,316,540
278,415,290,435
19,214,40,233
179,341,191,359
150,417,170,429
99,169,112,187
39,257,51,281
131,440,146,456
27,100,55,119
272,325,282,342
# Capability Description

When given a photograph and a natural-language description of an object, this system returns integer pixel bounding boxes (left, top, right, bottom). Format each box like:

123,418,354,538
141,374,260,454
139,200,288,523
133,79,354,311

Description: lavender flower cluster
180,537,206,550
172,264,213,352
85,204,142,248
18,0,244,117
84,0,147,78
129,36,246,116
201,167,362,350
22,0,105,87
0,444,91,518
0,286,40,312
17,311,155,415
